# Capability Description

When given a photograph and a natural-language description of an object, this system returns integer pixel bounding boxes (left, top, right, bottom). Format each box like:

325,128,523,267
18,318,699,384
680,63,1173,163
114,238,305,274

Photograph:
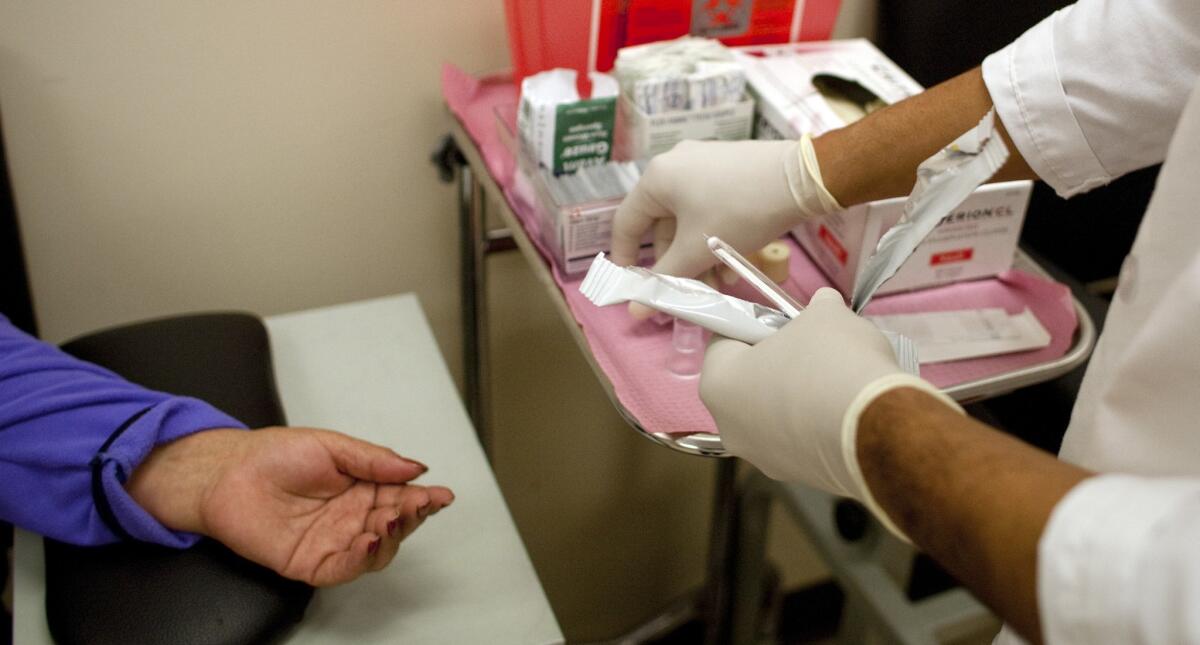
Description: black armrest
46,313,312,645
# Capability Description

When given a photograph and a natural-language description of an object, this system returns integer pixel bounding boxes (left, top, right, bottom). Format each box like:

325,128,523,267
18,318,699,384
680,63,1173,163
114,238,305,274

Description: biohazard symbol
702,0,743,28
691,0,751,37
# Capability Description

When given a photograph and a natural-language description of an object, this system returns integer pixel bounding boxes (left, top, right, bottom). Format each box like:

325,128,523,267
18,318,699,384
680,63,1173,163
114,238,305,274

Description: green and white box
518,69,618,175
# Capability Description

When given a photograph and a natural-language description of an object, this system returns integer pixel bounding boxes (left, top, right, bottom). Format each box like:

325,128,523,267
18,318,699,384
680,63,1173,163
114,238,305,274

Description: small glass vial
667,319,705,378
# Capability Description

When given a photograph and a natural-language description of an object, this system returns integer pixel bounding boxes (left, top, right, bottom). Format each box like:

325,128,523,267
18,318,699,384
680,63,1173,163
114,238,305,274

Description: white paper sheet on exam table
868,308,1051,364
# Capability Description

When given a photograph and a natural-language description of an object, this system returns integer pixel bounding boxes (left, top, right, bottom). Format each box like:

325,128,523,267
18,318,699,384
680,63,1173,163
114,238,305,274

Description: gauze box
518,69,619,175
792,181,1033,297
500,105,655,276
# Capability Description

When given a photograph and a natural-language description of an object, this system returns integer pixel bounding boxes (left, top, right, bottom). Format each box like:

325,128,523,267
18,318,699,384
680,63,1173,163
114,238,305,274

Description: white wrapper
851,109,1010,312
580,254,788,344
580,253,920,375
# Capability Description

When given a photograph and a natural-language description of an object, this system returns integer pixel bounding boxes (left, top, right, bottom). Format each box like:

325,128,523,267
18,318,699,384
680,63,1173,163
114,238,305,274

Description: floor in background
649,582,844,645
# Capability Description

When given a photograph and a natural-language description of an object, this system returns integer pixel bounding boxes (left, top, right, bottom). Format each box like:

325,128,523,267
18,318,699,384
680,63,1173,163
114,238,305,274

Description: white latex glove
609,135,841,282
700,288,963,538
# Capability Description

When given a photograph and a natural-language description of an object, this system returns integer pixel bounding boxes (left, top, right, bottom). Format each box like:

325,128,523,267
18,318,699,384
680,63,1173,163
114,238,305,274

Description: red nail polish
368,539,381,555
403,458,428,472
387,518,399,536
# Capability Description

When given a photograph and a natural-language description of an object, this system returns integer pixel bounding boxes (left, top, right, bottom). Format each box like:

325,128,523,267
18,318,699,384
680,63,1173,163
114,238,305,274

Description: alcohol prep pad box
616,92,755,159
611,37,755,159
518,69,619,175
793,181,1033,297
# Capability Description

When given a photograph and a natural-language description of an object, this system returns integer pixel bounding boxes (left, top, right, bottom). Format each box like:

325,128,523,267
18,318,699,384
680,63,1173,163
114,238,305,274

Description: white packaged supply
613,37,755,159
580,252,789,344
868,308,1051,364
615,37,746,115
579,253,920,375
514,156,654,276
617,94,756,159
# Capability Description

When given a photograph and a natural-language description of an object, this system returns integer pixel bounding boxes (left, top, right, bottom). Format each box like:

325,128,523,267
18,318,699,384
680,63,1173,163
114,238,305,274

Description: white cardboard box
792,181,1032,297
516,164,654,276
735,39,923,139
616,93,756,160
737,39,1034,295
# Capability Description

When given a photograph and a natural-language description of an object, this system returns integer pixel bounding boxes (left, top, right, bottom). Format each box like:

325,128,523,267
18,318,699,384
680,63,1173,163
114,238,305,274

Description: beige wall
0,1,503,365
0,0,872,639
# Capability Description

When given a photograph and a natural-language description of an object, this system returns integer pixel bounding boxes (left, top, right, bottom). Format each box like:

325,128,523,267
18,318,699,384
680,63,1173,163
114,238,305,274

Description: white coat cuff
1037,475,1200,644
982,9,1111,198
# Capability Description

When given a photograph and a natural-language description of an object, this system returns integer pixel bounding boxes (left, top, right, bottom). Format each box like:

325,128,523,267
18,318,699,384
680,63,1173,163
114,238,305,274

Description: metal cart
441,113,1096,644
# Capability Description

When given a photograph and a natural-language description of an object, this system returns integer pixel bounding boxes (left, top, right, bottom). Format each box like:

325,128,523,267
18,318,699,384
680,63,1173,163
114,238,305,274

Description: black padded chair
44,313,313,645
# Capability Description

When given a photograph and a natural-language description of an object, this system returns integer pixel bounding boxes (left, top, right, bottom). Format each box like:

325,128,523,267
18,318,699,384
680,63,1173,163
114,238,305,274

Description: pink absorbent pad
443,65,1079,437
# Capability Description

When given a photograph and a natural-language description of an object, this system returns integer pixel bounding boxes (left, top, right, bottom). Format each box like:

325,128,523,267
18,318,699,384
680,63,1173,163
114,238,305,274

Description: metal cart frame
443,115,1096,643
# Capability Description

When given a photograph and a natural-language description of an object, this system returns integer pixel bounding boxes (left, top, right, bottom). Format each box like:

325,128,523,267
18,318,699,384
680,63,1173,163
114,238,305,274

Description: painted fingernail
368,538,381,555
387,517,399,536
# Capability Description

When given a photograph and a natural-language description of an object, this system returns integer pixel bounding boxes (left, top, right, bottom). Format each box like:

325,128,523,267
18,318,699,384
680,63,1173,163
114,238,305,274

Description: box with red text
791,181,1033,297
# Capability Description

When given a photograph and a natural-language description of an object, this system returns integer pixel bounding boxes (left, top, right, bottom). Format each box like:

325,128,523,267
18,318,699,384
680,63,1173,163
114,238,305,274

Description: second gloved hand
609,136,842,282
700,288,962,537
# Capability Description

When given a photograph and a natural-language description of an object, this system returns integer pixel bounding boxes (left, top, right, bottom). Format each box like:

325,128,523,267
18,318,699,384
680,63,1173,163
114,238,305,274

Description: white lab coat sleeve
982,0,1200,198
1037,474,1200,644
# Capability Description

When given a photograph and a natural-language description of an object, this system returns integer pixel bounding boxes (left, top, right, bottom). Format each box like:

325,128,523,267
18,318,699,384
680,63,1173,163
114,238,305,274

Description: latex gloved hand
609,135,842,286
700,288,962,537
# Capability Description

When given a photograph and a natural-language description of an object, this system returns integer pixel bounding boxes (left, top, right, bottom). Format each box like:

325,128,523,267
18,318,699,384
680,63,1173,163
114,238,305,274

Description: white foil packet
580,253,788,344
851,109,1010,312
580,253,920,375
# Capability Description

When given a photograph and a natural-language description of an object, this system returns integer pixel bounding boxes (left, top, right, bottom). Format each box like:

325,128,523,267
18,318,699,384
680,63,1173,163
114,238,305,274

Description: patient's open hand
127,427,453,586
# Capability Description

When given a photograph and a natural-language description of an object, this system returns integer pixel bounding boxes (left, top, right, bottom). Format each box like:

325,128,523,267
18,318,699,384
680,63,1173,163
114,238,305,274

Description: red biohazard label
930,248,974,265
818,225,848,265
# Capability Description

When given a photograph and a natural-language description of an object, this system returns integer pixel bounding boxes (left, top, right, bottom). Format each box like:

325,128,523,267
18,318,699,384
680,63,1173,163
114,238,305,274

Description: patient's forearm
813,67,1036,206
857,388,1091,644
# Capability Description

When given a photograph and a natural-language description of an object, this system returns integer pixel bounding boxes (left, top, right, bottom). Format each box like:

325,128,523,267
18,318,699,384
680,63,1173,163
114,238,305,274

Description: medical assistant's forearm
813,67,1036,206
857,387,1091,644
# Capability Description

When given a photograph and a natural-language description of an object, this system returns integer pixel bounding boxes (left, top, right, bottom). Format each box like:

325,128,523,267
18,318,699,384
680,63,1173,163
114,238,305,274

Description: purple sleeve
0,316,247,547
